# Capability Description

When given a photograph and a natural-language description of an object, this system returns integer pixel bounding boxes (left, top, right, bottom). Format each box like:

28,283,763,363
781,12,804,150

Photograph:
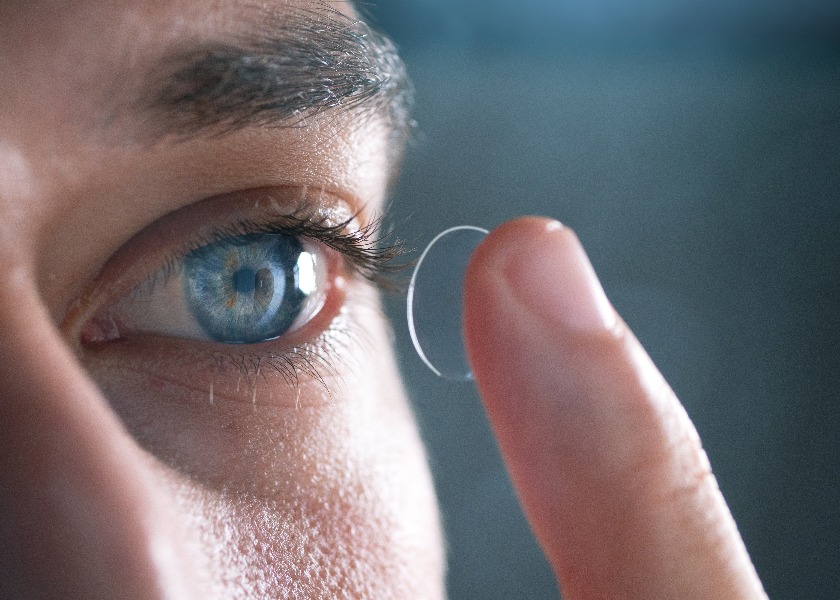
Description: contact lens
406,226,488,381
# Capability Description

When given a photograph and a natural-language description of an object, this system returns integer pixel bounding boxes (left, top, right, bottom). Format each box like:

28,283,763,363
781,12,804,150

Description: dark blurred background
365,1,839,598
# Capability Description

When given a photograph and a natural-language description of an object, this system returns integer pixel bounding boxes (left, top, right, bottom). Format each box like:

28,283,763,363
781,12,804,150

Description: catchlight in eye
406,226,488,382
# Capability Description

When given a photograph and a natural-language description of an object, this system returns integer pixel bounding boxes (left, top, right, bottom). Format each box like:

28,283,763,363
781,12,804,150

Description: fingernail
502,220,616,332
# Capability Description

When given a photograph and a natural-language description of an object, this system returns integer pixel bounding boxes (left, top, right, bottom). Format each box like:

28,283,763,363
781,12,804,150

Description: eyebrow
135,8,412,149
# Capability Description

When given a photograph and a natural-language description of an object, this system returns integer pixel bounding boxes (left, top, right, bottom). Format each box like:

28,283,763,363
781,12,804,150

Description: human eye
112,231,328,345
66,186,405,403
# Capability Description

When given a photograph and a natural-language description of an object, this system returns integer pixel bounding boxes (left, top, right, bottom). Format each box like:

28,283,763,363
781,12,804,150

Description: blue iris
183,233,311,343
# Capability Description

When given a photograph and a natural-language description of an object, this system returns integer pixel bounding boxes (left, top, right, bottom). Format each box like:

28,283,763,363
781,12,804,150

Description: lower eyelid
86,331,343,408
80,275,360,407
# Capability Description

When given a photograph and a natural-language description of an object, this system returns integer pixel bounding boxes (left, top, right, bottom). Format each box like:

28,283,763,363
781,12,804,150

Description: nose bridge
0,276,199,599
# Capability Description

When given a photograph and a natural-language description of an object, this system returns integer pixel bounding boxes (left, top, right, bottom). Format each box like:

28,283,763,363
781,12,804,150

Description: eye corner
77,312,126,349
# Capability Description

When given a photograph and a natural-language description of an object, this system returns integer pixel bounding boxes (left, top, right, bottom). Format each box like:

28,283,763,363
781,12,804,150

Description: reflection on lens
406,226,488,381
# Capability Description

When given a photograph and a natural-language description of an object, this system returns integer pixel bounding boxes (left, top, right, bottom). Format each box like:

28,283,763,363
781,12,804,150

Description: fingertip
466,216,566,280
467,216,616,334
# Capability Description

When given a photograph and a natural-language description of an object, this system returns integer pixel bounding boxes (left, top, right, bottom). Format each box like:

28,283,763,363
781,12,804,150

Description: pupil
234,268,256,294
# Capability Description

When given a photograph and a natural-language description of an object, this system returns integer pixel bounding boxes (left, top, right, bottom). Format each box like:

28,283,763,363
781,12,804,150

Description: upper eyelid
140,214,404,298
210,212,411,286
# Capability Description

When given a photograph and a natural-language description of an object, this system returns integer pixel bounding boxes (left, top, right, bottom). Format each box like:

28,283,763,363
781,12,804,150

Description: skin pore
0,0,443,598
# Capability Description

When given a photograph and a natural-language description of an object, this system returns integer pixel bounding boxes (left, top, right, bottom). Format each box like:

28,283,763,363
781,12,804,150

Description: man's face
0,1,444,597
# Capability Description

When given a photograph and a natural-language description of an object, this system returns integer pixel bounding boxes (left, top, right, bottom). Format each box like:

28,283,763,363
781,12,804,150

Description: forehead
1,0,357,50
1,0,360,141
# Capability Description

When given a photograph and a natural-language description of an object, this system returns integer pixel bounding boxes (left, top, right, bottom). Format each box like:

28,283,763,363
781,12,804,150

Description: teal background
370,2,840,598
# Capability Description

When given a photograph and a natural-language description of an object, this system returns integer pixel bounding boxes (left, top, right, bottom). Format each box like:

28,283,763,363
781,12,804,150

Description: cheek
82,313,445,598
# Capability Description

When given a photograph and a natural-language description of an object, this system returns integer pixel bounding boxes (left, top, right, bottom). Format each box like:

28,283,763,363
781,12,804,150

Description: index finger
464,217,767,599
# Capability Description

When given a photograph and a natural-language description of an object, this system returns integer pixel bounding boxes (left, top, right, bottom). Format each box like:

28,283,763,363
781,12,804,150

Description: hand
464,217,767,599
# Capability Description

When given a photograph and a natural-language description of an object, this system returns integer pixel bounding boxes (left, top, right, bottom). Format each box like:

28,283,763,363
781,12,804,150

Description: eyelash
132,208,410,397
149,207,410,294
